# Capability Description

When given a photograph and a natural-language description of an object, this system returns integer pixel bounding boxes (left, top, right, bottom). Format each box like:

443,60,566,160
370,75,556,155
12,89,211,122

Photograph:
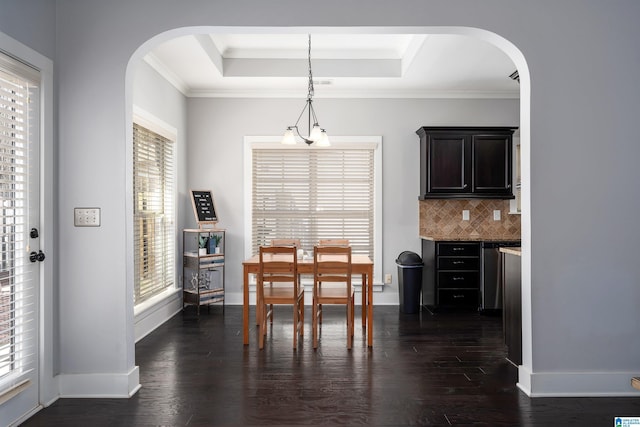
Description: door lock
30,228,39,238
29,250,45,263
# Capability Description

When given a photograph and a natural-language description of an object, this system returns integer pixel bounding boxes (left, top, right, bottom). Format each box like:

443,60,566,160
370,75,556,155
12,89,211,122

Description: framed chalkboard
190,190,219,226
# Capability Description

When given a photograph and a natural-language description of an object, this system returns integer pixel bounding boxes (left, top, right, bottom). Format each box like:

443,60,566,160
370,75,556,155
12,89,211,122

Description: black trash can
396,251,423,314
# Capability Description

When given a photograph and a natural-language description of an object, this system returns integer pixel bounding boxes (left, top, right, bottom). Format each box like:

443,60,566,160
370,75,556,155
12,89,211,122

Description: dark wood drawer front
438,289,479,307
437,242,480,257
438,271,479,289
438,257,479,271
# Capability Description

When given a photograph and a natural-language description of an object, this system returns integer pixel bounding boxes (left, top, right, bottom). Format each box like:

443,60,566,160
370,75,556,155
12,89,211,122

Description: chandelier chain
307,34,314,101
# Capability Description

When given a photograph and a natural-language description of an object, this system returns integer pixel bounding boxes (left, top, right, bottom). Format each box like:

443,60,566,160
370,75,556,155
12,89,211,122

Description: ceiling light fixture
281,35,330,147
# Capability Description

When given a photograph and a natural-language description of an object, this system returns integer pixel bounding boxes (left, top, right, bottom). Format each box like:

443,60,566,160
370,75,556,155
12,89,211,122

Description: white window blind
133,123,175,305
251,146,374,259
0,56,38,380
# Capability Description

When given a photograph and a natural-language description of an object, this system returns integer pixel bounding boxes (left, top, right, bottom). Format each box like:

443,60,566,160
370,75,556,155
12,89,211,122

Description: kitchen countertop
499,246,521,256
420,235,521,242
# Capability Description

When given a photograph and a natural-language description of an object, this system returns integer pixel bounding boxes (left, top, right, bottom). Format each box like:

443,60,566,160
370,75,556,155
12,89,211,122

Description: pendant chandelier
281,35,330,146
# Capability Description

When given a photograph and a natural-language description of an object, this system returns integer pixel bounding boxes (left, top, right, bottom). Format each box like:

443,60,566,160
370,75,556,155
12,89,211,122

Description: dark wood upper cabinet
472,134,512,195
417,127,516,199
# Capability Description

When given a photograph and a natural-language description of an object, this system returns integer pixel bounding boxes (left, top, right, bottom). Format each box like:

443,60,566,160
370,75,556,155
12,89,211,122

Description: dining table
242,253,374,347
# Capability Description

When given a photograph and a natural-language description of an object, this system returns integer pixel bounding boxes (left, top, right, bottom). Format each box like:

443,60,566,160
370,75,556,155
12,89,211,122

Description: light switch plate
384,273,392,284
462,210,470,221
74,207,101,227
493,209,501,221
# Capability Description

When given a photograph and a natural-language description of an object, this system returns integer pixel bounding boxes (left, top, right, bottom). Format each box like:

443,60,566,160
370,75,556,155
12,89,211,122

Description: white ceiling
144,33,519,99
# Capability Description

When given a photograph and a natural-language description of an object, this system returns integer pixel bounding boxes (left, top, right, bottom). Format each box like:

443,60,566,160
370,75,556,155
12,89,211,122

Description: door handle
29,250,45,263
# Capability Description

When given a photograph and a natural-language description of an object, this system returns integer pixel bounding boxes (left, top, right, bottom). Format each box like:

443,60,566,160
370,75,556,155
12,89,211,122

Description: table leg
361,273,367,329
367,267,373,347
243,265,249,345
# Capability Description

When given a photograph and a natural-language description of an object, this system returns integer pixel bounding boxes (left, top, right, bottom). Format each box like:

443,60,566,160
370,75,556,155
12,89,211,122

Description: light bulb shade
309,124,322,142
281,128,297,145
316,130,330,147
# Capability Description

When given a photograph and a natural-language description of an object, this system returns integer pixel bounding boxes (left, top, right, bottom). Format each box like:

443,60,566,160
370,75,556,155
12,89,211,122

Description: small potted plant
209,233,222,254
198,234,208,256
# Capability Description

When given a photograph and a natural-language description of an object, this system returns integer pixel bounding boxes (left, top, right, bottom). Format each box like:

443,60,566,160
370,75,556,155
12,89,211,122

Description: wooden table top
243,253,373,268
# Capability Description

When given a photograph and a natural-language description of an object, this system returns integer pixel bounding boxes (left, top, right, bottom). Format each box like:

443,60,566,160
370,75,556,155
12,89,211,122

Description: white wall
132,60,188,341
187,97,518,305
0,0,55,59
1,0,638,399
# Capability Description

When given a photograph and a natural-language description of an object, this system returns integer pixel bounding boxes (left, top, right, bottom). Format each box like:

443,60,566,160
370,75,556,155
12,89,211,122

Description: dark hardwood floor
22,305,640,426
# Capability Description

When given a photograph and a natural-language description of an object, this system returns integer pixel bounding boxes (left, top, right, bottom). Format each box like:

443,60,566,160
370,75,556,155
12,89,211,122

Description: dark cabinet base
422,241,482,310
502,251,522,366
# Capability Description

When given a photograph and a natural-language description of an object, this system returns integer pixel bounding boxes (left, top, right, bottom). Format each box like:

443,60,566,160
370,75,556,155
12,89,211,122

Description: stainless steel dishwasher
480,241,520,314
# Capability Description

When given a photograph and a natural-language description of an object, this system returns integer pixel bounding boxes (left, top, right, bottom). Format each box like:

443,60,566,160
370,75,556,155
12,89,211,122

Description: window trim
243,135,382,285
132,106,178,310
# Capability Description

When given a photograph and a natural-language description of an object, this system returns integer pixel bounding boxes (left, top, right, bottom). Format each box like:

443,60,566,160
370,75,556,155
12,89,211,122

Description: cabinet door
428,135,469,194
472,134,512,196
502,253,522,365
421,239,436,306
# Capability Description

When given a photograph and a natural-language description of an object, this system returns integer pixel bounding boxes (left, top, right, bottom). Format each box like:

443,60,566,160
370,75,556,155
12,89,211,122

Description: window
0,52,39,382
246,137,382,282
133,121,175,305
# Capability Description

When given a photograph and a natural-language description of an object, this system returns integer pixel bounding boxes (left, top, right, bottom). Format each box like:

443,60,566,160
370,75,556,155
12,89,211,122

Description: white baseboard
135,292,182,342
58,366,140,398
9,405,44,427
518,365,640,397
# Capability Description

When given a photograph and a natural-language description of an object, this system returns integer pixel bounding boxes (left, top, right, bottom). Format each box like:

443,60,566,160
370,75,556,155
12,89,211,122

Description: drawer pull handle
453,294,464,299
452,261,464,265
452,248,464,251
452,277,464,281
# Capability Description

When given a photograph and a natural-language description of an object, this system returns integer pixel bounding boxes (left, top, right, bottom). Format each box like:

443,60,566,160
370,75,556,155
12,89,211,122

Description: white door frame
0,30,56,425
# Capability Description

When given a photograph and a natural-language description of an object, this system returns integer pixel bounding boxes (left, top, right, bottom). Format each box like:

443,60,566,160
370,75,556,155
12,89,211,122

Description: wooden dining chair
319,239,349,247
318,239,368,328
269,239,303,318
312,245,354,349
317,239,351,323
257,245,304,350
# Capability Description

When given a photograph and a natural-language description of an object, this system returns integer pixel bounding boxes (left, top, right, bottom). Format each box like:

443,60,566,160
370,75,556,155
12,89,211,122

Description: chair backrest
258,246,299,298
271,238,301,248
313,245,352,291
318,239,350,247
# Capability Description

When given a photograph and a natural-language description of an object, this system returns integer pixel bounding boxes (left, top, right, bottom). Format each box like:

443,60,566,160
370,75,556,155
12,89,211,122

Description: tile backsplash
419,199,521,241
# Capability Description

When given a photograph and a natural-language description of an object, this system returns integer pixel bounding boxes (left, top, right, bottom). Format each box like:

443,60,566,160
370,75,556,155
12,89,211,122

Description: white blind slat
0,52,38,382
251,146,374,259
133,122,175,305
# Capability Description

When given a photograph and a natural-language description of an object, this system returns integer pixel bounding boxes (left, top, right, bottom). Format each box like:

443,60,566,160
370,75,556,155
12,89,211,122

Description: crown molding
187,88,520,99
143,53,189,95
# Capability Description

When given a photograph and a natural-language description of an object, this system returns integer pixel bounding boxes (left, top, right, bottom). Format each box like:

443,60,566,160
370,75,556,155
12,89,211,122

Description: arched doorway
125,25,531,389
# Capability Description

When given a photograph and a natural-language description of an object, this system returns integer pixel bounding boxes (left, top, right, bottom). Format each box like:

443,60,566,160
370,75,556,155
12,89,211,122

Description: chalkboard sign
190,190,219,226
